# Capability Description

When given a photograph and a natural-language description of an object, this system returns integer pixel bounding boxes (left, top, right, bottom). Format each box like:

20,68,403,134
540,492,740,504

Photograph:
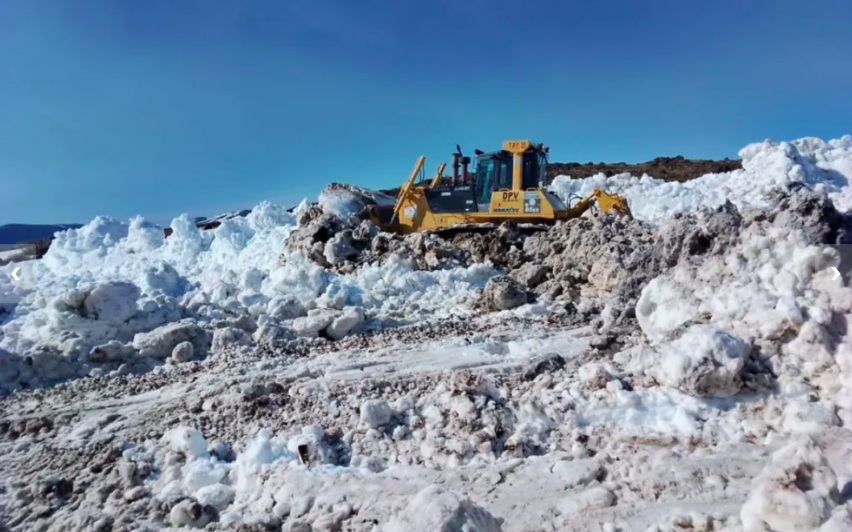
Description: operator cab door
474,153,513,211
522,150,547,190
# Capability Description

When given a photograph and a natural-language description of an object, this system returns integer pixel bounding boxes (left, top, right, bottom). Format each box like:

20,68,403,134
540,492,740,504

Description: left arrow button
11,267,20,281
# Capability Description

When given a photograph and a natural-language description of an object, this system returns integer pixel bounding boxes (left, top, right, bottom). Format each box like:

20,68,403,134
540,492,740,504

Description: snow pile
634,219,852,406
0,200,499,391
550,136,852,224
740,437,840,531
126,424,503,531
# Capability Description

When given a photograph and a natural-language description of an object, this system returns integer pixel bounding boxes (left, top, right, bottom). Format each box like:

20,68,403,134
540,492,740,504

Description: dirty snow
2,135,852,531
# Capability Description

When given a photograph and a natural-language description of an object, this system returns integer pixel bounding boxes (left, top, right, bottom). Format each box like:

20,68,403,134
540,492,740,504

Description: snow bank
0,200,497,390
634,215,852,430
550,136,852,224
636,225,844,344
3,134,851,394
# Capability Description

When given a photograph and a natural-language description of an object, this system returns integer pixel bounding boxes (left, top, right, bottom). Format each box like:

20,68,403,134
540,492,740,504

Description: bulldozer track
426,222,552,240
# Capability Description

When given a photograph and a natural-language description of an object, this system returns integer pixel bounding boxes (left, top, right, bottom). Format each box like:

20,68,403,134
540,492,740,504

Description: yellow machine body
371,140,631,234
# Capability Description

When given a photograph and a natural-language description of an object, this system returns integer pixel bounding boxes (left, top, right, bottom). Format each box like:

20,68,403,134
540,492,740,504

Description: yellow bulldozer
369,140,631,234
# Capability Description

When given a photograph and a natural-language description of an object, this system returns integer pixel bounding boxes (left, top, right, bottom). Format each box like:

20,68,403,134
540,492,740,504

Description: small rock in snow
483,276,529,311
511,263,549,288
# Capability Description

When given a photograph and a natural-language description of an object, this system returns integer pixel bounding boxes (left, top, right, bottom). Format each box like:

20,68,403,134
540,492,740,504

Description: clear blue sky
2,0,851,225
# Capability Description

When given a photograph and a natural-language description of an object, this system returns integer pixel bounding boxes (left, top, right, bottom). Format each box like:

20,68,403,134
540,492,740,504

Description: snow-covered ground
2,135,852,531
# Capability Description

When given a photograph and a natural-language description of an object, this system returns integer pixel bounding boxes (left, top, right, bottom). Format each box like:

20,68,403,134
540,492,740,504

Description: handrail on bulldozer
390,156,425,225
429,162,446,188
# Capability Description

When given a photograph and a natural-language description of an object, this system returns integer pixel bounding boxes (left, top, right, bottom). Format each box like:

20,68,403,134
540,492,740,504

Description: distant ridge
0,223,83,246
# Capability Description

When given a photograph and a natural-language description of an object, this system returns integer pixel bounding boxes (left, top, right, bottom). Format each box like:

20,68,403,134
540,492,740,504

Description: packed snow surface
550,136,852,224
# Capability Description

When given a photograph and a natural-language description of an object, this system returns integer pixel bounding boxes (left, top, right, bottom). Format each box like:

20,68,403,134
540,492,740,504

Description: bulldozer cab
473,141,548,209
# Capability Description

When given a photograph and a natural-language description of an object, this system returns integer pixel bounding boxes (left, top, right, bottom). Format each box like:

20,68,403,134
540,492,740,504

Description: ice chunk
657,325,749,398
360,399,393,429
195,483,235,511
636,277,698,341
82,281,140,323
292,309,339,338
182,460,228,493
327,306,365,340
133,320,209,360
87,340,136,363
162,427,208,459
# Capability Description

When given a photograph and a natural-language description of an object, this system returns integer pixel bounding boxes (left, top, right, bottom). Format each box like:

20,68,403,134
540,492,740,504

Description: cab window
522,153,538,189
474,159,496,204
497,159,513,189
521,151,547,189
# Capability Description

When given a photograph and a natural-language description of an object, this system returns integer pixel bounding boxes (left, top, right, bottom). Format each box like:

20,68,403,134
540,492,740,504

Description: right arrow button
832,267,841,281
